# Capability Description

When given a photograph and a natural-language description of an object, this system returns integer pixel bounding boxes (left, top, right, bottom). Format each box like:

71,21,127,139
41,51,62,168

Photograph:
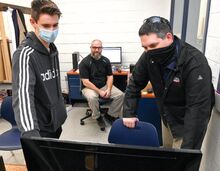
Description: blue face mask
39,27,58,43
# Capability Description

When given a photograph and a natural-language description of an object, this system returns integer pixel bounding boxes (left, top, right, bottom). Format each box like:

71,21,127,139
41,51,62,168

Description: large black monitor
0,156,6,171
21,137,202,171
102,47,122,64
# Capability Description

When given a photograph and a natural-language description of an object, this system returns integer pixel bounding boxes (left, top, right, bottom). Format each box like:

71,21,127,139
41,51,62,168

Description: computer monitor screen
102,47,122,64
21,137,202,171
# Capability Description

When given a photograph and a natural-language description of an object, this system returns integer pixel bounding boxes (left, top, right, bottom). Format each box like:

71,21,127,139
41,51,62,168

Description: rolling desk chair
108,118,160,147
0,96,21,155
80,97,113,131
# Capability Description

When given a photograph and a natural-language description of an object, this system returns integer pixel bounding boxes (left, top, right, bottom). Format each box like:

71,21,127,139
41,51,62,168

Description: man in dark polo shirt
79,39,124,128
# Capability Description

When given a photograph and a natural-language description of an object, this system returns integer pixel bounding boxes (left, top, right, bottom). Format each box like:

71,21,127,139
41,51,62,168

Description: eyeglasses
144,16,171,29
91,46,103,50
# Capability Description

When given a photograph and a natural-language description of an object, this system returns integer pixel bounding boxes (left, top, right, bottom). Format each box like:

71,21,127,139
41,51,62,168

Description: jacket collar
174,36,185,67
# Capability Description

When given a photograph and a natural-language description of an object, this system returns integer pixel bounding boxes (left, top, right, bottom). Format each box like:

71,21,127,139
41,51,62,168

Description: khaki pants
82,85,124,119
161,121,183,149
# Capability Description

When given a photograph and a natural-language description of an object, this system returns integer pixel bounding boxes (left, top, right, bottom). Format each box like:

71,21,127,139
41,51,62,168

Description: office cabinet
67,74,84,101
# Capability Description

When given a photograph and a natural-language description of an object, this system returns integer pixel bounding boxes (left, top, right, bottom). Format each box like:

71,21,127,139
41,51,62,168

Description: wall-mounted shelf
0,2,31,14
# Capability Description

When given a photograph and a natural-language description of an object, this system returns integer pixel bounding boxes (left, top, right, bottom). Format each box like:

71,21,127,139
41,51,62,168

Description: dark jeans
40,127,62,139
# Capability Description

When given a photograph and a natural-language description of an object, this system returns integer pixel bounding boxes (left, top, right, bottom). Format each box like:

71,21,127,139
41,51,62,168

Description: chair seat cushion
98,97,113,105
0,127,21,150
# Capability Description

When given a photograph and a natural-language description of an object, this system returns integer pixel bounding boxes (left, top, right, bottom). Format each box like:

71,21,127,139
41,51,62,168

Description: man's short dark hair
138,16,173,39
31,0,61,21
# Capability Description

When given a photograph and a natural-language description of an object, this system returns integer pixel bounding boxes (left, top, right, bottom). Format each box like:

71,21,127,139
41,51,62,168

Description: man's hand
122,117,139,128
99,89,107,98
104,89,111,98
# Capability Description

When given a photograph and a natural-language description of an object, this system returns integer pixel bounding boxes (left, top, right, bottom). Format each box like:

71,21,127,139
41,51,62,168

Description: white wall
200,0,220,170
54,0,171,91
0,0,31,7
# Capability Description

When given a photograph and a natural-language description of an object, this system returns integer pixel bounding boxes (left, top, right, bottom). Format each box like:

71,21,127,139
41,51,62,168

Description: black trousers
40,127,62,139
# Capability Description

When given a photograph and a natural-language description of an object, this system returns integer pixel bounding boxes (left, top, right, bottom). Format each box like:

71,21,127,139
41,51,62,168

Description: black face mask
146,41,176,66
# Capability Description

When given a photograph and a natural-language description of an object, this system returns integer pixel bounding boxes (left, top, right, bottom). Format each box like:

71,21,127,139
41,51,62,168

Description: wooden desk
141,82,155,98
112,71,128,76
67,69,128,76
67,69,155,101
141,92,155,98
66,70,80,75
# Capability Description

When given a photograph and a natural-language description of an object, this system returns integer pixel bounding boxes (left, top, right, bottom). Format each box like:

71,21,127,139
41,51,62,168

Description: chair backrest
0,96,17,126
108,118,160,147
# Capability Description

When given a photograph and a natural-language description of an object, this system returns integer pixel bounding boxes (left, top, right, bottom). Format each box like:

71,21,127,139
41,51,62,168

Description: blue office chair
108,118,160,147
0,96,21,151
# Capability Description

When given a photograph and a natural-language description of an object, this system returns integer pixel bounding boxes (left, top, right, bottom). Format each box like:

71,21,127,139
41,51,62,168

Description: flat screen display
21,137,202,171
102,47,122,64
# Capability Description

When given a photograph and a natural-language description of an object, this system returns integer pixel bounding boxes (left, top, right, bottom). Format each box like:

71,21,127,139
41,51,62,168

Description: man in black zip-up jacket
123,16,215,150
12,0,67,138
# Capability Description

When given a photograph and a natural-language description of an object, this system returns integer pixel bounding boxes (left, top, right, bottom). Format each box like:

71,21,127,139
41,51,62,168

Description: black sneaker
104,114,118,125
96,116,106,131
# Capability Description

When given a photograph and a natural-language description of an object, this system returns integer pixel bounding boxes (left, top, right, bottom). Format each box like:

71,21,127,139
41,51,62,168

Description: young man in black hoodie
123,16,215,150
12,0,67,138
